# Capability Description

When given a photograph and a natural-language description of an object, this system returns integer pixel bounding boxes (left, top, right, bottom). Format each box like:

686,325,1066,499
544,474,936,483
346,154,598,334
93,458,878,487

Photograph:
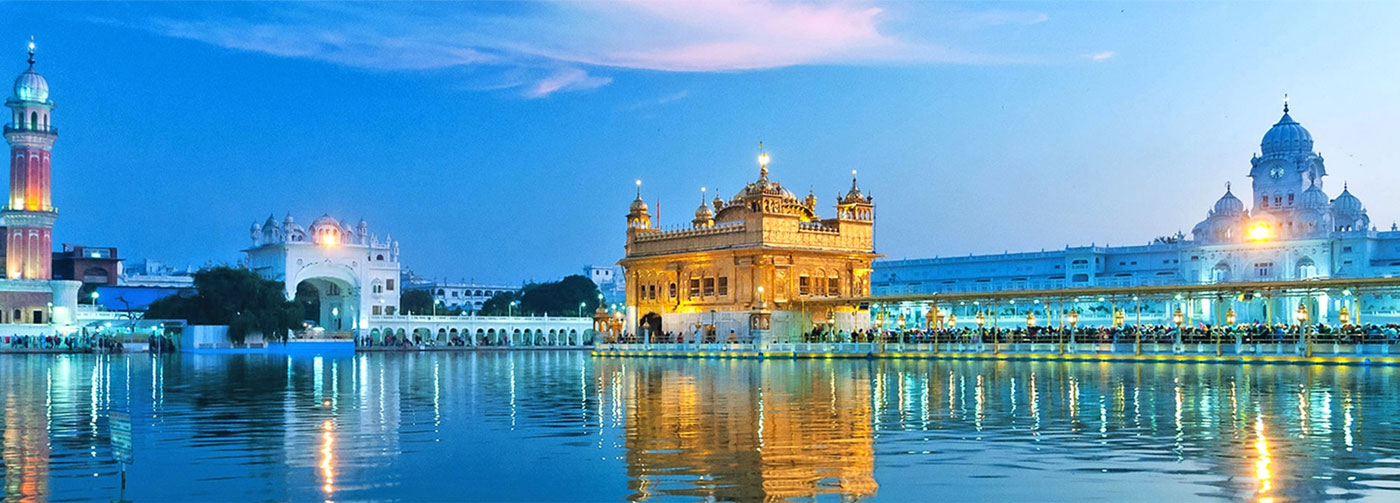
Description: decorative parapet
634,221,746,242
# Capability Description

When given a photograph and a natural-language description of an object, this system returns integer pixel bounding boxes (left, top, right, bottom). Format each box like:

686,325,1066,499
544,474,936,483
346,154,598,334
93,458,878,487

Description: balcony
3,125,57,135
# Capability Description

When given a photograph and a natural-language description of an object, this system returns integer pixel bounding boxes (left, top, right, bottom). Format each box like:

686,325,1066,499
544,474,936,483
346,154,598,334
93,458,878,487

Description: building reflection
600,359,877,501
2,357,51,502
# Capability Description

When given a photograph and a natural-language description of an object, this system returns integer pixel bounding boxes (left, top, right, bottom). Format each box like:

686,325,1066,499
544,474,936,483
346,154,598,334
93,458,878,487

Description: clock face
1269,166,1285,180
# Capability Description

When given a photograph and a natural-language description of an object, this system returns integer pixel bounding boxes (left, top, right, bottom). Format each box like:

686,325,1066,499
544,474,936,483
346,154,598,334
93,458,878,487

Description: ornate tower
3,40,57,280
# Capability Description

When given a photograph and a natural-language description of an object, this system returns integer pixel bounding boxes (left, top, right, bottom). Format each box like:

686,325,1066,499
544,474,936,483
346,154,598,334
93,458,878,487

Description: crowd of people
358,332,587,348
608,322,1400,346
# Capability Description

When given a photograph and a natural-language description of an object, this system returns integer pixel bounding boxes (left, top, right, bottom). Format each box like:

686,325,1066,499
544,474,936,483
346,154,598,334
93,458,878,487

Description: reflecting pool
2,352,1399,501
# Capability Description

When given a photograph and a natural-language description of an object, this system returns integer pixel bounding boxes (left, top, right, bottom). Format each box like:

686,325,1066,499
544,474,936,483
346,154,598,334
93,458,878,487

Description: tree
480,275,601,317
400,289,435,315
480,290,523,316
145,266,302,344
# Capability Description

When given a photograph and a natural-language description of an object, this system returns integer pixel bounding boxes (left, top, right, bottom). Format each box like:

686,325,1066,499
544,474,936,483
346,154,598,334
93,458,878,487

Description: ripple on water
2,353,1400,502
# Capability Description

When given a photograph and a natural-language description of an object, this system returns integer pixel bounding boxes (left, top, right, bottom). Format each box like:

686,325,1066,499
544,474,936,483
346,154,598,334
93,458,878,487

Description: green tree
480,275,601,317
145,266,301,344
480,290,523,316
400,289,435,315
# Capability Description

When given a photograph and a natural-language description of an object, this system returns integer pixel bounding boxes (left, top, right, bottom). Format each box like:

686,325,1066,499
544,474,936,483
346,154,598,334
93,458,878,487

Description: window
386,279,395,291
669,282,677,298
372,283,383,294
702,277,715,297
689,278,700,298
386,306,396,315
1288,193,1295,205
372,305,382,315
717,277,728,296
798,276,811,296
1274,196,1282,206
648,284,657,300
827,276,839,296
1261,196,1269,208
1255,262,1273,277
1343,246,1353,253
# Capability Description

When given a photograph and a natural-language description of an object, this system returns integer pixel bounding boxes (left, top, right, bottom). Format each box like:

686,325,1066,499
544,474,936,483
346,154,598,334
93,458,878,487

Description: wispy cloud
524,68,611,98
627,90,690,111
126,2,1054,97
1087,51,1116,62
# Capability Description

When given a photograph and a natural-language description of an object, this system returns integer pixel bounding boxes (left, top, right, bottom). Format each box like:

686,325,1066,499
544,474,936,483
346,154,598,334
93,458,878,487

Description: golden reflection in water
2,360,50,503
320,419,336,500
611,361,876,501
1254,417,1273,503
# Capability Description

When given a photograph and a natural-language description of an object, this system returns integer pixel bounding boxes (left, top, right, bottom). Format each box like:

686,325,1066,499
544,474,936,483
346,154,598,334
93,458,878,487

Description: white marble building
875,103,1400,325
245,214,402,333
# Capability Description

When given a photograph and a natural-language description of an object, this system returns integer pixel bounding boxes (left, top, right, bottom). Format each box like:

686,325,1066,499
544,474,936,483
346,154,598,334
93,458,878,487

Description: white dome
1261,109,1313,156
12,67,47,103
1212,188,1244,215
1333,186,1363,213
1299,184,1329,208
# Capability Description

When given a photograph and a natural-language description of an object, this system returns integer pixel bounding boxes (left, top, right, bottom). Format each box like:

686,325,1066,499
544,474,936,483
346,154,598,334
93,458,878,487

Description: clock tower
1247,99,1325,214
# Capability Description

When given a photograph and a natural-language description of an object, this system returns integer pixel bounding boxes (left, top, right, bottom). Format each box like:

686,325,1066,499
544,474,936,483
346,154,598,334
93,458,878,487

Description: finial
1344,181,1349,191
699,186,706,204
1225,181,1231,192
757,142,770,181
26,36,34,67
635,179,642,198
1283,93,1289,114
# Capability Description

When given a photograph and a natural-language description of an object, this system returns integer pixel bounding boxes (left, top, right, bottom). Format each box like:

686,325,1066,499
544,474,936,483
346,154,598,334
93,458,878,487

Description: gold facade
620,151,879,341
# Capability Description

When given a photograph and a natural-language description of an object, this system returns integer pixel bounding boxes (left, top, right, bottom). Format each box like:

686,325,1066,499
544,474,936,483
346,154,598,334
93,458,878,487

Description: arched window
1211,262,1230,283
28,112,36,129
1296,258,1318,279
376,254,384,261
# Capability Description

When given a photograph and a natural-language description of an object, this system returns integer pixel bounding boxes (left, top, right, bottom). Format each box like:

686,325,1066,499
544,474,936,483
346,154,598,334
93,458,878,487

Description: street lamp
975,311,986,352
90,290,99,306
1064,309,1079,354
578,301,586,317
1296,302,1311,358
1172,307,1185,349
1339,304,1351,326
509,300,519,317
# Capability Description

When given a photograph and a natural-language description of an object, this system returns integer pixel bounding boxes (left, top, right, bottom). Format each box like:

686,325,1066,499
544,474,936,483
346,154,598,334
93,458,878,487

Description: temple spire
1283,93,1289,114
25,36,34,68
757,142,769,182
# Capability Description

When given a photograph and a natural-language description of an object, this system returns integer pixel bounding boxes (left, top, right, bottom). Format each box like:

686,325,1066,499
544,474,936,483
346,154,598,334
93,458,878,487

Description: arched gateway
245,214,401,337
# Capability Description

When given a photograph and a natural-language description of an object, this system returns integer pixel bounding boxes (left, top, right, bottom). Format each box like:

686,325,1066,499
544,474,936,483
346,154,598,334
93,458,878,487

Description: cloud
128,1,1052,96
1087,51,1116,62
626,90,690,110
524,68,611,98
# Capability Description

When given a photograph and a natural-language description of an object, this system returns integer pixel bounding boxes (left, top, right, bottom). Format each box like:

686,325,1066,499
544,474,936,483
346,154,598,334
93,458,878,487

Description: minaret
4,39,58,280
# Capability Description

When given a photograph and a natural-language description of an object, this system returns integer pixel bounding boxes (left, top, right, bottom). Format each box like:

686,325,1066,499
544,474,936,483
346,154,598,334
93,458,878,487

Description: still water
2,352,1400,502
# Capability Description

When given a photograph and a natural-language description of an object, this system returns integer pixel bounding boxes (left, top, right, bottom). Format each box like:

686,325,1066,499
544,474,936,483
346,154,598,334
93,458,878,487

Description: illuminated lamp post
1172,307,1185,350
947,313,958,350
975,310,986,353
1296,302,1311,358
1223,307,1237,355
897,314,907,347
1064,309,1079,355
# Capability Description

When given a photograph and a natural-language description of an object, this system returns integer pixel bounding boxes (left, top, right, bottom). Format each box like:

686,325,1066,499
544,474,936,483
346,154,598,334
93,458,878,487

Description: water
2,352,1399,502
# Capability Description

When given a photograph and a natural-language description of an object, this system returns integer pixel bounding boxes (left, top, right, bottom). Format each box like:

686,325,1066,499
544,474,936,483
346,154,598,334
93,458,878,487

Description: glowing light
758,152,770,166
320,419,336,496
1249,223,1271,241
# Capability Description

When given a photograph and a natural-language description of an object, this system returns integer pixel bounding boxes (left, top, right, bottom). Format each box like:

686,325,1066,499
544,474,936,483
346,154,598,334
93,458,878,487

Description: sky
2,2,1399,285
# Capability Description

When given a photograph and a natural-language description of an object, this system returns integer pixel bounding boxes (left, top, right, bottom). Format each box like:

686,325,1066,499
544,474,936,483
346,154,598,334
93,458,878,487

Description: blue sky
3,2,1399,283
